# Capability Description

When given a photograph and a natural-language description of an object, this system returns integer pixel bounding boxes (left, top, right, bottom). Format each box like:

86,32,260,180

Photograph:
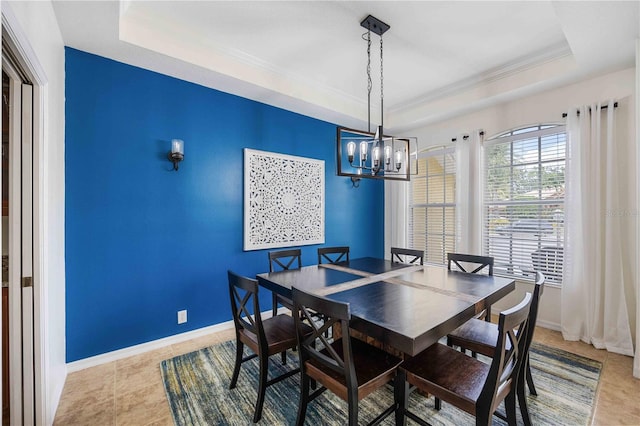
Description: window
409,147,456,265
484,125,565,284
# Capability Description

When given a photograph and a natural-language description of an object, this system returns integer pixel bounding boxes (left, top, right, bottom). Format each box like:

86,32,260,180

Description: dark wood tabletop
256,257,515,356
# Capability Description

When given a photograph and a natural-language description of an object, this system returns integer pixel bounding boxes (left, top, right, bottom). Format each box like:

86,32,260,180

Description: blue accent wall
65,48,384,362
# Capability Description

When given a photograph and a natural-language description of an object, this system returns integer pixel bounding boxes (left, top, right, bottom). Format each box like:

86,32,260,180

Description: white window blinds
409,147,456,265
483,125,565,284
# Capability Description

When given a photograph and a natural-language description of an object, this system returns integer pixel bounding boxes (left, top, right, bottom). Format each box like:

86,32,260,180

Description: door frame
2,4,47,425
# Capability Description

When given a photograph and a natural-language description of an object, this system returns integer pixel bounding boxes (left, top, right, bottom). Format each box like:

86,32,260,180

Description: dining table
256,256,515,357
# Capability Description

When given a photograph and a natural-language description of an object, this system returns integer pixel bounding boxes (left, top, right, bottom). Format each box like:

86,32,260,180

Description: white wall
4,1,66,424
408,68,636,330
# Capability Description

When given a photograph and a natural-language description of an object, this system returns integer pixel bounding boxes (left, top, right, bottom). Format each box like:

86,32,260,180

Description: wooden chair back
478,292,532,416
391,247,424,265
228,270,266,349
292,287,356,390
523,272,545,357
267,248,302,318
448,252,494,275
317,246,350,264
268,249,302,272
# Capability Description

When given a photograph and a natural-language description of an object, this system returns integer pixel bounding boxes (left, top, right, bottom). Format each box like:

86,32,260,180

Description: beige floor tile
593,382,640,425
600,352,639,386
530,325,557,343
54,362,116,425
54,397,115,426
115,383,171,426
60,362,116,402
115,346,174,395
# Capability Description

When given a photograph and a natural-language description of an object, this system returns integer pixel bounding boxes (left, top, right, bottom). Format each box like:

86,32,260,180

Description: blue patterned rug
160,340,601,425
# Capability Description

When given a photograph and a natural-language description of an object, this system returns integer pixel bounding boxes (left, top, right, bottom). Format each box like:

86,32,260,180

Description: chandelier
337,15,416,185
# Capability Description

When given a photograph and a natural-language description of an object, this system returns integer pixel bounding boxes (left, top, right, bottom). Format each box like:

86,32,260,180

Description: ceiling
52,1,639,133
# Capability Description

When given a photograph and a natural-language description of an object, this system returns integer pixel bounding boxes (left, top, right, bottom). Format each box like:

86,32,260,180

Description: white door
5,60,35,426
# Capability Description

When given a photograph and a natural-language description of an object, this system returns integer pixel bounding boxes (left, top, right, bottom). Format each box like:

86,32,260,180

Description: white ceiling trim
119,6,375,125
390,42,573,115
389,54,578,131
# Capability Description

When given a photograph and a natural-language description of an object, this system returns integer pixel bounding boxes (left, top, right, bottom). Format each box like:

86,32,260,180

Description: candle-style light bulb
171,139,184,155
169,139,184,171
384,145,392,169
347,141,356,164
372,146,380,168
395,150,402,171
360,141,368,165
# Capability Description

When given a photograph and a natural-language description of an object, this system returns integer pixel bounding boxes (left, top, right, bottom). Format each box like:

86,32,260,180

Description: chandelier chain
380,36,384,131
366,29,372,132
366,30,372,95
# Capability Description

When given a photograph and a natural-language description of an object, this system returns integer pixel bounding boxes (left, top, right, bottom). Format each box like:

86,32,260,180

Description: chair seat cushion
400,343,490,412
447,318,511,357
306,337,402,401
240,314,311,355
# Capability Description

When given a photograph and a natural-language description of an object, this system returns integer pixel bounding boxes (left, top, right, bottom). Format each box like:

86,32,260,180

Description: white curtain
385,179,409,258
562,101,637,367
384,138,418,257
633,38,640,379
455,131,484,255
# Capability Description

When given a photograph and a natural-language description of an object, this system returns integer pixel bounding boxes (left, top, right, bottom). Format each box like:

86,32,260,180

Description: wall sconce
168,139,184,171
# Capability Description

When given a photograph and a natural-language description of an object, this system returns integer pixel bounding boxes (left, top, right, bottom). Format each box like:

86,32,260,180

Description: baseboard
65,307,287,373
536,319,561,331
66,320,235,373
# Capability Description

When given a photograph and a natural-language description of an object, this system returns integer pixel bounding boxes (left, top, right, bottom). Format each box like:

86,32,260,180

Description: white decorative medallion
244,149,325,250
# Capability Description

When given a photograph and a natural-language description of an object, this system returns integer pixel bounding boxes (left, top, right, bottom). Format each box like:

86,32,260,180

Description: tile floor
53,326,640,425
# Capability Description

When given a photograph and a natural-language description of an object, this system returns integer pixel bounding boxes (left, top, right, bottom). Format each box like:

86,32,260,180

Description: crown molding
119,8,367,112
389,42,572,115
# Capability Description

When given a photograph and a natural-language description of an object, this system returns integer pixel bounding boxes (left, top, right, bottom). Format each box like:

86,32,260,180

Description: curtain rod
451,131,484,142
561,102,618,118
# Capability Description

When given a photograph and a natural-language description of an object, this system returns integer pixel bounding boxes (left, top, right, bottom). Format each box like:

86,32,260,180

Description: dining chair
292,287,402,426
395,291,533,426
446,271,545,426
447,252,495,321
268,250,301,316
267,249,302,364
227,270,312,423
317,246,350,264
447,252,494,275
391,247,424,265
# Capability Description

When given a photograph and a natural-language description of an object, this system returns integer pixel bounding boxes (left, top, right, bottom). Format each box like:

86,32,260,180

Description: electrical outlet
177,310,187,324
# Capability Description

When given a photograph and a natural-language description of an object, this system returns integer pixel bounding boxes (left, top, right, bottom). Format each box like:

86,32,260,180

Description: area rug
160,340,601,425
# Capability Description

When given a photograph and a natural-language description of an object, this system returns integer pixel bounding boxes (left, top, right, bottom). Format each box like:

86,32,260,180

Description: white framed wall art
243,148,325,250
